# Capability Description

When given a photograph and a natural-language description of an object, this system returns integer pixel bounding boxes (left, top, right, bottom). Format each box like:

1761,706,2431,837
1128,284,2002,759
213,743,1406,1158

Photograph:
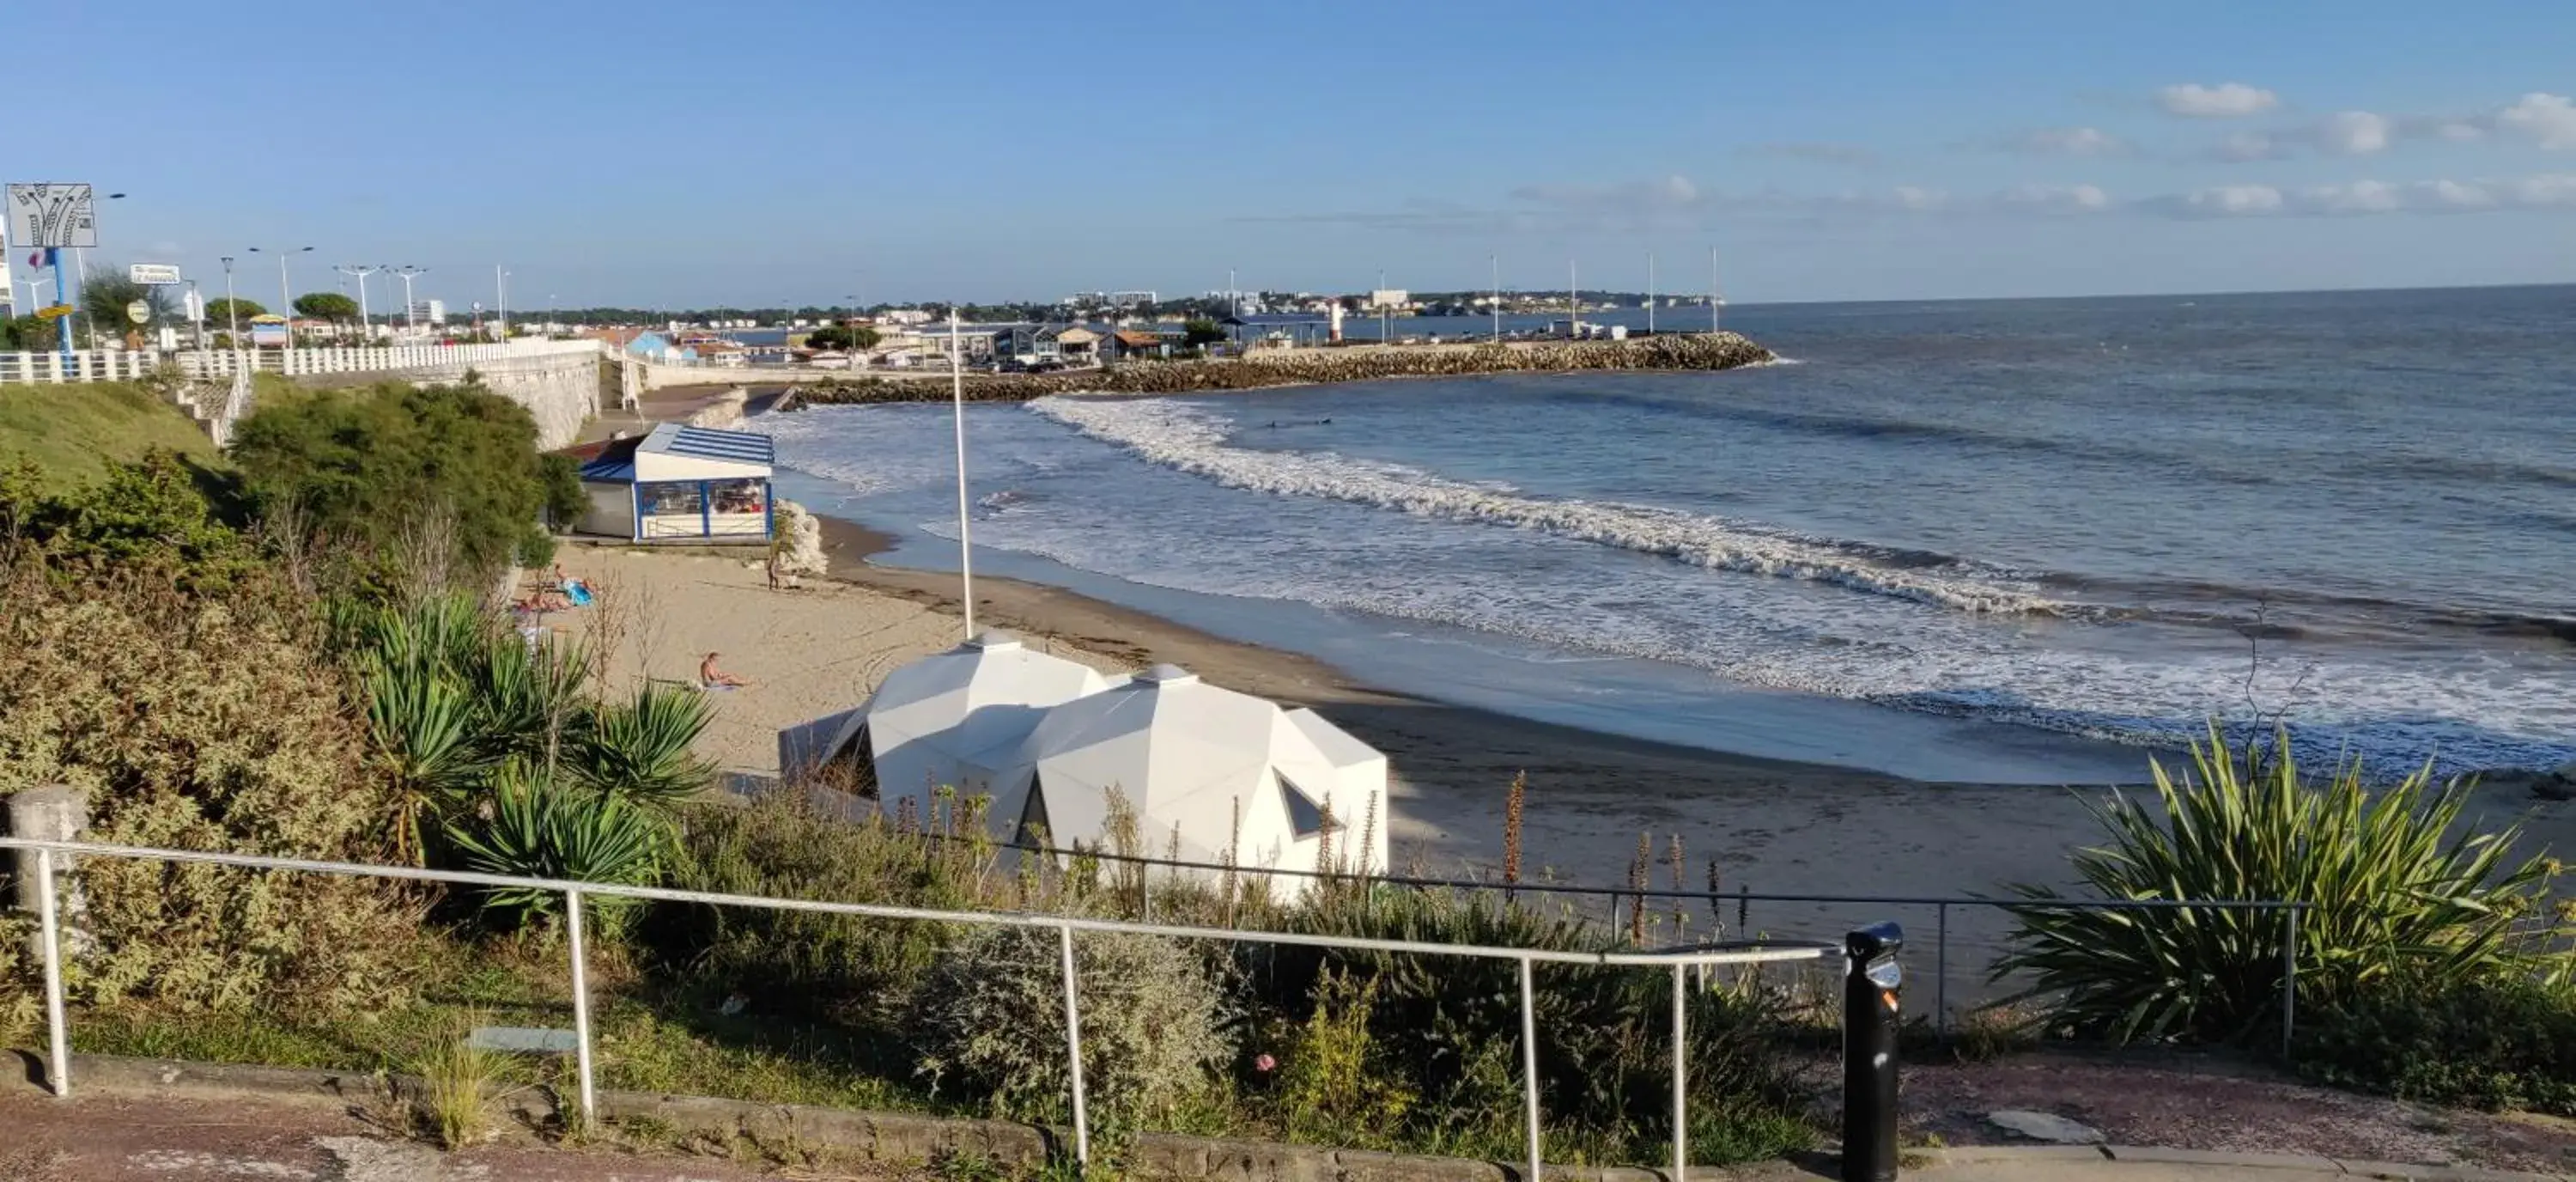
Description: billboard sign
248,314,290,348
5,183,100,249
130,263,182,285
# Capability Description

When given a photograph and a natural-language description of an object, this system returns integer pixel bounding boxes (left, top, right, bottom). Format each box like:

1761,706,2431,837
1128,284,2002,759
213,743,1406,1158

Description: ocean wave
1028,395,2083,617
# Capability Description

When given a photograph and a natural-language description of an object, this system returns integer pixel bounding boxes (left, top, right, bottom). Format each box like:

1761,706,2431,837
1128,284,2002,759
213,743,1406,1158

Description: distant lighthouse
1327,302,1345,344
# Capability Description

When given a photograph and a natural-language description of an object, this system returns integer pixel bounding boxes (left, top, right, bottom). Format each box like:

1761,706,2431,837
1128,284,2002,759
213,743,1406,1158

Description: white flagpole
950,307,975,639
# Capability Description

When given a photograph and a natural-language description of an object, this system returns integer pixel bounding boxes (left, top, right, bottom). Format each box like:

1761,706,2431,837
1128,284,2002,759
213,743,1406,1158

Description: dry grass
410,1014,517,1149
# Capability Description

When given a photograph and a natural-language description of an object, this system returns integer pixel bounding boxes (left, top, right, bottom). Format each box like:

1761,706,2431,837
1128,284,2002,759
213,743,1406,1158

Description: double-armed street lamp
247,246,315,345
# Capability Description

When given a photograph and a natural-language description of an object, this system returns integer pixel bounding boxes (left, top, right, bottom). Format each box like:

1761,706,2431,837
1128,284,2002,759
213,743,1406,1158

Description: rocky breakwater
797,332,1776,405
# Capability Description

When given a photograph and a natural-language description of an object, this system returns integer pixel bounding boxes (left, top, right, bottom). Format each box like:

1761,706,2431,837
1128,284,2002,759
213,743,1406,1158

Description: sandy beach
552,526,2575,998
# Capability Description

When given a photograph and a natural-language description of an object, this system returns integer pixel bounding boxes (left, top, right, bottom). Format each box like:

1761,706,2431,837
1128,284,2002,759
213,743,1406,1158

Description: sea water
750,284,2576,779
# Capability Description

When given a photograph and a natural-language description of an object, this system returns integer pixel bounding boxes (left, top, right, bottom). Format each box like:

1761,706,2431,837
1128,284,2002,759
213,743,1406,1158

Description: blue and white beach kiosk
568,423,775,544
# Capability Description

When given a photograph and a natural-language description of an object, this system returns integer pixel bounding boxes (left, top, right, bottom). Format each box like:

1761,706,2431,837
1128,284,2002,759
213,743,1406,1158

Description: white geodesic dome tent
779,632,1115,821
1010,664,1388,898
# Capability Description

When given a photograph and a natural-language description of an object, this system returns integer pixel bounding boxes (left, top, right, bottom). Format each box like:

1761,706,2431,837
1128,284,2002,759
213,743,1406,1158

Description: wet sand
552,521,2575,1001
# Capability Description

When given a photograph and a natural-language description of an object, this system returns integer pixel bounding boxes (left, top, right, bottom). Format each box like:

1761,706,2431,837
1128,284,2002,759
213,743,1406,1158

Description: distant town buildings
408,299,448,326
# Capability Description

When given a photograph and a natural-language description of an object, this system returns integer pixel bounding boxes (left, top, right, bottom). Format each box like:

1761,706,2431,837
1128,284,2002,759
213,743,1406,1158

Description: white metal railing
206,366,254,448
0,340,602,385
0,836,1839,1177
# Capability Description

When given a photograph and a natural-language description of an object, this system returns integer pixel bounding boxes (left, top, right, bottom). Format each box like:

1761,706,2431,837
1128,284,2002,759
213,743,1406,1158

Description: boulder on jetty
797,332,1776,406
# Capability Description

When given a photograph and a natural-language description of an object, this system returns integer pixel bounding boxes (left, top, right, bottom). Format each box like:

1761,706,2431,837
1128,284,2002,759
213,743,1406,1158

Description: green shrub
2,451,257,590
227,380,565,583
1258,888,1813,1164
1266,969,1415,1148
645,791,987,1027
446,765,669,934
2296,971,2576,1114
0,561,421,1014
1996,728,2569,1045
908,924,1230,1132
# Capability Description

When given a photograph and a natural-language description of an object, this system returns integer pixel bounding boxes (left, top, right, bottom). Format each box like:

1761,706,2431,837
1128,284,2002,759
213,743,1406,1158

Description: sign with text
129,263,182,284
248,314,289,348
5,183,99,249
35,303,74,320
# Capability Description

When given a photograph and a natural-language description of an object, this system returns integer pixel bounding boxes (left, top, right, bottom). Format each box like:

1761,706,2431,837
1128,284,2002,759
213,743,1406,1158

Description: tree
79,271,173,344
228,378,568,582
1182,318,1227,347
0,314,58,351
203,297,267,326
806,324,882,352
293,292,360,324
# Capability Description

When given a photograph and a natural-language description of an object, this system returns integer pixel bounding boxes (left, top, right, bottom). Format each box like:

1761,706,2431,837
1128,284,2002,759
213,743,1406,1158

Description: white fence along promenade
0,339,603,385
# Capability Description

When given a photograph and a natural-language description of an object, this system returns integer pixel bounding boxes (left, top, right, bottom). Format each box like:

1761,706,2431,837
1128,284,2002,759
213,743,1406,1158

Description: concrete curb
49,1055,2564,1182
1914,1143,2560,1180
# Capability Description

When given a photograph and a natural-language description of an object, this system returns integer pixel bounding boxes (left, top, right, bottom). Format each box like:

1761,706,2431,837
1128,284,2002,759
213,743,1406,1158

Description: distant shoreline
791,332,1776,405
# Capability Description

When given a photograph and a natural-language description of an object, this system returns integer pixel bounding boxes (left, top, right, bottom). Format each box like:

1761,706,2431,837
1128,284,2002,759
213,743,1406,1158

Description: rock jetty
796,332,1776,405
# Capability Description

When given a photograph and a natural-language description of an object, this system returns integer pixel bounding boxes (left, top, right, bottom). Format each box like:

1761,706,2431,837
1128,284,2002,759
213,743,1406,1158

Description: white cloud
2153,173,2576,217
1251,169,2576,232
2496,92,2576,150
2008,126,2131,156
1999,184,2114,214
2315,111,2393,155
2158,82,2281,118
2215,130,2284,162
2178,185,2287,215
1741,141,1881,167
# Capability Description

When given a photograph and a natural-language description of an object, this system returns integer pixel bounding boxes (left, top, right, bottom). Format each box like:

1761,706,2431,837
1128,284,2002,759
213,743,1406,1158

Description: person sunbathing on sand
699,651,749,690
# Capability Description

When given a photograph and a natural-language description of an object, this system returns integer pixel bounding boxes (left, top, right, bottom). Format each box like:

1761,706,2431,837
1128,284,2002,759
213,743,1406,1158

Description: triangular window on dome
1018,773,1054,848
823,723,878,800
1279,771,1332,838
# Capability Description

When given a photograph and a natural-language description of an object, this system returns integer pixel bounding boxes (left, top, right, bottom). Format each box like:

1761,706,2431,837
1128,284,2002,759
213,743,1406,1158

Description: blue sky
17,1,2576,307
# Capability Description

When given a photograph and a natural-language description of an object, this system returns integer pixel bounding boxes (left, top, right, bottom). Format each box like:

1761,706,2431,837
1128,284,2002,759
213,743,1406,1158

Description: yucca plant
1996,725,2568,1045
445,763,669,932
358,650,488,865
573,683,716,807
470,634,593,768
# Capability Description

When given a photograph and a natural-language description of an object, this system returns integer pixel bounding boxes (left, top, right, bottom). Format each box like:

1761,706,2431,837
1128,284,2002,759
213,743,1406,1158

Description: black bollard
1842,921,1904,1182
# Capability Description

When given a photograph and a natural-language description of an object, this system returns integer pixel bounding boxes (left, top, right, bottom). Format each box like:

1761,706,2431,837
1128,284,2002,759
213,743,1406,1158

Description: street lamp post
495,265,509,343
248,246,314,348
336,265,383,344
391,267,427,336
218,256,240,351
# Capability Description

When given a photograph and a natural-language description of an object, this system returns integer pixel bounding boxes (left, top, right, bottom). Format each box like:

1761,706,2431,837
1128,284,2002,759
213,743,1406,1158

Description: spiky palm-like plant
573,682,716,807
358,651,486,865
445,763,668,932
1996,726,2568,1045
470,634,592,767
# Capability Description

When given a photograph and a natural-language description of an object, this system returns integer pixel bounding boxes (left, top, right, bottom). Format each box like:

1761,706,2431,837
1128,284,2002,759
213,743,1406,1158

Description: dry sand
549,533,2575,1002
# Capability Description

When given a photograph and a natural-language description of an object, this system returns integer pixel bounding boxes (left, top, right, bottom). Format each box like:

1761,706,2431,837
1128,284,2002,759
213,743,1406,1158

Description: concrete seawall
796,332,1776,405
295,353,601,450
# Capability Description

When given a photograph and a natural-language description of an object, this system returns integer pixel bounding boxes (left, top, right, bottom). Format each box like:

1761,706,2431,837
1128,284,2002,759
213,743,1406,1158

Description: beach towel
564,581,592,607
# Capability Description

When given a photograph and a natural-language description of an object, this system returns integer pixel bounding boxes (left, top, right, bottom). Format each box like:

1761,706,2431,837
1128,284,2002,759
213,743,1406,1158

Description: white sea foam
1030,395,2073,617
754,401,2576,776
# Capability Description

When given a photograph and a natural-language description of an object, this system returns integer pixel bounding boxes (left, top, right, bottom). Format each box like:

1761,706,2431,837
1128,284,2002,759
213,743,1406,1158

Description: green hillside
0,380,220,490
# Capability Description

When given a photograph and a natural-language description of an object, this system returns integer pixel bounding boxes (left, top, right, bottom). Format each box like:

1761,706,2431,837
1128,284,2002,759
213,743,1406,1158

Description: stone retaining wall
797,333,1776,406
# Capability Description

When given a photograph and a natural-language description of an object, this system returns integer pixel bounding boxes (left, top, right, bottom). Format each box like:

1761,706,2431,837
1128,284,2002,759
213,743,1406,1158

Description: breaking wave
1030,395,2083,618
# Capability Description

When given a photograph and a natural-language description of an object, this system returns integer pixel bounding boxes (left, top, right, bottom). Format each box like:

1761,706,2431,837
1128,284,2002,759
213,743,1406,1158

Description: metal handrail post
1935,903,1950,1042
1059,922,1091,1169
565,888,598,1126
2281,907,2299,1057
35,848,70,1098
1670,963,1688,1182
1520,954,1541,1182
